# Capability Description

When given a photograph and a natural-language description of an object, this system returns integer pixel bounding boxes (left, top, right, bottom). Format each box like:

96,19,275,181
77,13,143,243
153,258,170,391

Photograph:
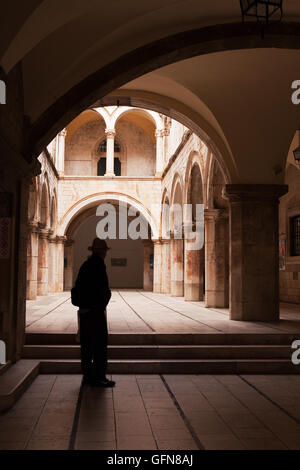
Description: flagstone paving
0,291,297,450
1,373,300,450
26,290,300,334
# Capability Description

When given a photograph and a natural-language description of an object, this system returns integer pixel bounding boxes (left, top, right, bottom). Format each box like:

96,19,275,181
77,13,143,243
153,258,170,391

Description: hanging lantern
240,0,283,23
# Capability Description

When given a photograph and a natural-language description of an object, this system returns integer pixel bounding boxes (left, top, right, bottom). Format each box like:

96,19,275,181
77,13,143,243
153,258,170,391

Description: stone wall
116,120,155,176
57,177,162,236
65,116,155,177
0,65,36,361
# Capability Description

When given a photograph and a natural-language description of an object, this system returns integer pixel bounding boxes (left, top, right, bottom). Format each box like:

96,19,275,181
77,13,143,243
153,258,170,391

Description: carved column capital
56,236,67,244
28,221,39,233
39,228,50,240
105,128,116,138
64,237,74,247
204,208,229,220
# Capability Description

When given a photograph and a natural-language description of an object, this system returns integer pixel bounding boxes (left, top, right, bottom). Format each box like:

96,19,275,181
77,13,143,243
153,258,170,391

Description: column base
171,280,184,297
230,302,279,321
26,281,37,300
37,284,48,296
104,172,115,177
205,290,228,308
153,285,161,294
184,283,204,301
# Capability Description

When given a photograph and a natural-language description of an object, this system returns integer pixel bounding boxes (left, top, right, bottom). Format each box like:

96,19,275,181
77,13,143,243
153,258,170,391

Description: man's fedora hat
88,237,111,251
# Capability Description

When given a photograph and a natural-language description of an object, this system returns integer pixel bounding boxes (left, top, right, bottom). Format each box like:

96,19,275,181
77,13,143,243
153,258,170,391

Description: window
97,157,121,176
114,158,121,176
290,215,300,256
97,158,106,176
98,140,121,153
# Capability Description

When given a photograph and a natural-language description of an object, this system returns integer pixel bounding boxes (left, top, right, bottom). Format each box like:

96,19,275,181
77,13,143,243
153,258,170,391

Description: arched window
97,157,122,176
98,140,121,153
114,158,121,176
97,158,106,176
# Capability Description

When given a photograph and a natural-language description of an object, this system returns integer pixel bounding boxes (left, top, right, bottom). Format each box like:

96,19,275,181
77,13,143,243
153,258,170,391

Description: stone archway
184,163,205,301
61,194,157,291
205,158,229,308
37,181,50,296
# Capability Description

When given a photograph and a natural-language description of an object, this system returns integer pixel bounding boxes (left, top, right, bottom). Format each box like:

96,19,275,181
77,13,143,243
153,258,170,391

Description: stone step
22,344,292,360
0,360,40,412
25,332,300,346
0,361,12,376
38,358,300,375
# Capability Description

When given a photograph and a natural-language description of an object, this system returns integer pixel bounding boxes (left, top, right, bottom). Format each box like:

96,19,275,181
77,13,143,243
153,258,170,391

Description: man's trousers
79,308,108,380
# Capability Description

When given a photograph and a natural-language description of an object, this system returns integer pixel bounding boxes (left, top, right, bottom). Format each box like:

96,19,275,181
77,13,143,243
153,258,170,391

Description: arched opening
37,181,50,296
3,7,300,449
184,164,205,302
63,195,156,292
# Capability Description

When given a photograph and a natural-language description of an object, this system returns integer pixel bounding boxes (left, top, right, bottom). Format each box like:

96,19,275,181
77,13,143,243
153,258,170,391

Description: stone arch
39,179,50,228
183,155,204,233
27,22,300,184
170,175,183,233
63,193,157,291
161,189,170,239
28,177,38,222
92,107,111,129
207,158,229,210
50,191,57,232
95,97,233,187
60,192,159,239
111,107,163,131
92,132,127,177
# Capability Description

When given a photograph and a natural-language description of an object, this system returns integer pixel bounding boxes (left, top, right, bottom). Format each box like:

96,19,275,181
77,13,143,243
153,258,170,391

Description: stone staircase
1,332,299,412
22,332,300,374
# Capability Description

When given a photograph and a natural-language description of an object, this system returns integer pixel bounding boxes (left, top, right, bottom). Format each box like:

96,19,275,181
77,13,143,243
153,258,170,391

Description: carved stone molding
105,129,116,139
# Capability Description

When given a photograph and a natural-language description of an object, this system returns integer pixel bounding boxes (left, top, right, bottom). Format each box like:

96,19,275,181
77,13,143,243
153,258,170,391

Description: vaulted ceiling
1,0,300,183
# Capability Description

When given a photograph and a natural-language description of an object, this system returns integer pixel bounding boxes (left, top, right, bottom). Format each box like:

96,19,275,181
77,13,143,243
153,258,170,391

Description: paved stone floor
0,291,296,450
26,290,300,334
1,374,300,450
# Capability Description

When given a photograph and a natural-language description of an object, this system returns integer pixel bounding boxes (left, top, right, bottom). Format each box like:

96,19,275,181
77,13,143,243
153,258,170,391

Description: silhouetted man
74,237,115,387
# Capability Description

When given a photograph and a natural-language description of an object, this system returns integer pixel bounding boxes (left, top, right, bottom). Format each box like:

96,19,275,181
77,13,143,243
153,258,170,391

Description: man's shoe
93,378,116,387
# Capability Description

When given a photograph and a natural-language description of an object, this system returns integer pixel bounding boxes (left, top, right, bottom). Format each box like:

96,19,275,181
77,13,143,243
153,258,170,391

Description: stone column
153,239,162,293
204,209,229,308
143,240,153,291
64,238,74,290
170,232,184,296
37,227,49,296
56,128,67,176
184,224,204,301
48,233,57,293
155,130,164,176
56,236,66,292
26,222,39,300
224,184,288,321
161,238,171,294
105,129,116,177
